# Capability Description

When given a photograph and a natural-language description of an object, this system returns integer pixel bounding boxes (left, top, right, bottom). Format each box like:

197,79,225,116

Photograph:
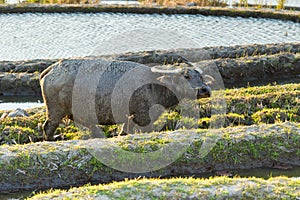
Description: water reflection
168,167,300,179
0,96,43,110
0,13,299,61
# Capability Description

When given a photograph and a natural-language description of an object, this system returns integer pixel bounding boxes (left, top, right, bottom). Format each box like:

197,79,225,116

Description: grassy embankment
1,82,299,145
0,120,299,193
28,176,300,199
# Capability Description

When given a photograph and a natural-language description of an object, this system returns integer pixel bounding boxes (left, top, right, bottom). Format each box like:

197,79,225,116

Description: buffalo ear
203,74,215,86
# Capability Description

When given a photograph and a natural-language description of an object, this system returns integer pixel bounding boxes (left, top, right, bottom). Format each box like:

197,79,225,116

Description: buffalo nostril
197,86,211,98
201,88,208,93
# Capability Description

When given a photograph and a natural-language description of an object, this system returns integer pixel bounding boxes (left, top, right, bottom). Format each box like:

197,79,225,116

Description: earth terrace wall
0,5,299,22
0,43,299,96
0,122,299,193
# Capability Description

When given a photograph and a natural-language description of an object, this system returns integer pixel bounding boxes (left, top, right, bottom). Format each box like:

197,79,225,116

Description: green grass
0,107,82,145
157,83,300,131
28,176,300,199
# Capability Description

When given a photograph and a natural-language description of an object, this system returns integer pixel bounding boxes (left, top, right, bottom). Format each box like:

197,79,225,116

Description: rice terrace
0,0,299,199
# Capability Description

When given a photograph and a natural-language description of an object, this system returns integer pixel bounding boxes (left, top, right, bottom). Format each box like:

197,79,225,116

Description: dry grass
23,0,100,4
139,0,227,7
276,0,287,9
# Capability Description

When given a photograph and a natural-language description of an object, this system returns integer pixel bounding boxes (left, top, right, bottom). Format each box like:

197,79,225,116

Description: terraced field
0,3,299,197
0,42,299,199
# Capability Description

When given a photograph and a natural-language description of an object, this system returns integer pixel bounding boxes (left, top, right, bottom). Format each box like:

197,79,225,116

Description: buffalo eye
184,74,191,79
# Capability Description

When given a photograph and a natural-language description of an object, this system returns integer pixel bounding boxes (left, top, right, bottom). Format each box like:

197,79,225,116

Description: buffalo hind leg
43,111,65,141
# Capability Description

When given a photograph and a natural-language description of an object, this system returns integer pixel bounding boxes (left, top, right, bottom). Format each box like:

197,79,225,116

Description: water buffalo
40,58,211,140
